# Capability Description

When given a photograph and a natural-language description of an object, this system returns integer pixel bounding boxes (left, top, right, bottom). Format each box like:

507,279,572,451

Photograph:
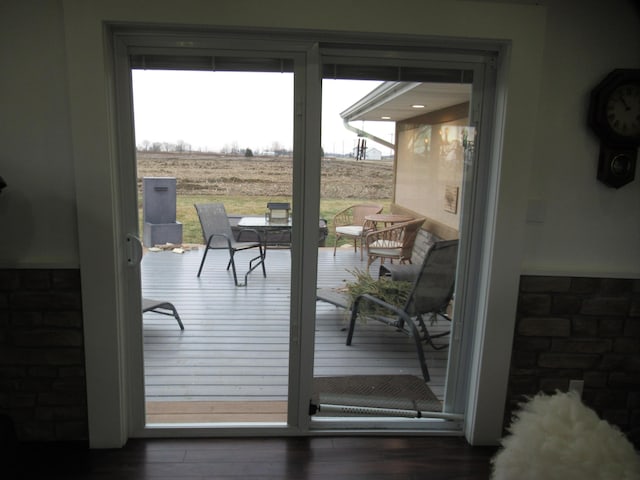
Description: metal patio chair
318,239,459,382
195,202,266,286
142,297,184,330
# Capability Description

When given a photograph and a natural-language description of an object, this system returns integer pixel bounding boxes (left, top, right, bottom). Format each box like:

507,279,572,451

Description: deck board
142,246,450,420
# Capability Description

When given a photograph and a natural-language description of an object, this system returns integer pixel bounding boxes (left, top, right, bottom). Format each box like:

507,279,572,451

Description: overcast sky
131,70,394,155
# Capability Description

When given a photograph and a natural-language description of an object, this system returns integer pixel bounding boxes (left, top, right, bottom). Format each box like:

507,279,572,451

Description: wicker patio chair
364,217,426,269
332,204,383,259
317,239,458,382
195,202,265,287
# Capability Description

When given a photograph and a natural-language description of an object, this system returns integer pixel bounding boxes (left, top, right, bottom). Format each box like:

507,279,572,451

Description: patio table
237,217,293,273
238,216,293,229
238,216,292,248
220,216,292,285
364,213,415,229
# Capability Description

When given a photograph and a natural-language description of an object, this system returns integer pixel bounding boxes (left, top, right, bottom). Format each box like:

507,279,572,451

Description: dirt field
136,152,393,199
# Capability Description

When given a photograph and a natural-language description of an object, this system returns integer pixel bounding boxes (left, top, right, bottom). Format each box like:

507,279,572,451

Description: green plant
344,268,412,320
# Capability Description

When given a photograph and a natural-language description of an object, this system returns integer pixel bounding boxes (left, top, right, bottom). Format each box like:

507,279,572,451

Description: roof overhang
340,81,472,123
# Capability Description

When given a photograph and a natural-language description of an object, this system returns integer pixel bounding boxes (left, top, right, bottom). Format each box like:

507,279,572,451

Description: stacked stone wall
507,275,640,446
0,269,87,442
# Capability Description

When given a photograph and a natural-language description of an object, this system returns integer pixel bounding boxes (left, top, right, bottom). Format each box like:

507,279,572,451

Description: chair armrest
206,232,234,249
236,228,262,243
352,293,407,319
332,206,353,228
379,263,421,281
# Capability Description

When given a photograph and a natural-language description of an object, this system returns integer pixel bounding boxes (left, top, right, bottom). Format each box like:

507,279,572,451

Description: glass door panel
132,69,294,425
313,75,472,427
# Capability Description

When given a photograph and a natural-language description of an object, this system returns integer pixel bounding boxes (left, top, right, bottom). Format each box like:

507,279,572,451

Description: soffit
341,82,471,123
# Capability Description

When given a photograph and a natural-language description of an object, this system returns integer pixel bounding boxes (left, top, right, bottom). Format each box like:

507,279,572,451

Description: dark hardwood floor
12,436,497,479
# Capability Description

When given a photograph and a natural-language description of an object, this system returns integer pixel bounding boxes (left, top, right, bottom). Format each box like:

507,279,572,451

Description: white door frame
79,25,518,447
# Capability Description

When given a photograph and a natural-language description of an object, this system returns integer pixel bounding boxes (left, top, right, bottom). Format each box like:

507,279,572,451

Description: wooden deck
141,246,450,423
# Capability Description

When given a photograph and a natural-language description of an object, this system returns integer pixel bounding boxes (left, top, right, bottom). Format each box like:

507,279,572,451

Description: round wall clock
589,69,640,146
588,68,640,188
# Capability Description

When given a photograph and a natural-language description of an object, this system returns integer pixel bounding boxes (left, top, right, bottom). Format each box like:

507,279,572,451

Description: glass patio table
238,215,293,252
232,216,293,284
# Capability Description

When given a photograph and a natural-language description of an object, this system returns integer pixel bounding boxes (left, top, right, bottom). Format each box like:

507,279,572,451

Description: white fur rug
491,391,640,480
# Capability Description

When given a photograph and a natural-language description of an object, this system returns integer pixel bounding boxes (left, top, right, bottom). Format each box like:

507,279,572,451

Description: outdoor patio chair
317,239,458,382
195,202,266,287
142,297,184,330
332,203,383,260
364,217,426,269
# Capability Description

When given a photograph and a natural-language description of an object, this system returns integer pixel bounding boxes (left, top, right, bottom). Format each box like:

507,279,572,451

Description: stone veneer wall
0,269,87,443
507,275,640,447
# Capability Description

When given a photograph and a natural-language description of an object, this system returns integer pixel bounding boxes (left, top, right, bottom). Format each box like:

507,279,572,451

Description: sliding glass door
112,29,494,436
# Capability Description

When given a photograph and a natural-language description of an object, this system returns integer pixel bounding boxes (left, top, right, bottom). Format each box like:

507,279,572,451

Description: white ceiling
341,82,472,123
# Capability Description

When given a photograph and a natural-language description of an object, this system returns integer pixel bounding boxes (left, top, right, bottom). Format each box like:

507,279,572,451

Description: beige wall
0,1,78,267
394,104,469,237
521,0,640,277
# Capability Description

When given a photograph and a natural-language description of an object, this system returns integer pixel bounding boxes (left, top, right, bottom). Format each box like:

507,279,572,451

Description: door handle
126,234,143,267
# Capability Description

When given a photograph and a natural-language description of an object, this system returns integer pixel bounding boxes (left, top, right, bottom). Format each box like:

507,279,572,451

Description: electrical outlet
569,379,584,397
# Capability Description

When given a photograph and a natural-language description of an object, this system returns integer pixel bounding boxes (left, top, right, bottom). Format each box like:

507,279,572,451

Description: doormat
312,375,442,416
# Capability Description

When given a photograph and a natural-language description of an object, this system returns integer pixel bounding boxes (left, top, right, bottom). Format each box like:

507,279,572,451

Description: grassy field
137,152,393,245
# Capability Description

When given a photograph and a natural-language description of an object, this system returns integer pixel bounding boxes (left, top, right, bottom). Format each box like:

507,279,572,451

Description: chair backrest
365,218,426,267
397,218,426,258
352,204,383,225
194,203,234,248
406,239,459,315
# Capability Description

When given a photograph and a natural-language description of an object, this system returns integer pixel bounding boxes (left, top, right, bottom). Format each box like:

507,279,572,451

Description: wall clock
588,68,640,188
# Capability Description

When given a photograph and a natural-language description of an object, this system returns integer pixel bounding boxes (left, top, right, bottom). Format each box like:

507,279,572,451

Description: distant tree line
138,140,192,153
136,139,293,156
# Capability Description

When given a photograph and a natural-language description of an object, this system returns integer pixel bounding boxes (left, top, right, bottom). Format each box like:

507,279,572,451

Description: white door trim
69,23,540,447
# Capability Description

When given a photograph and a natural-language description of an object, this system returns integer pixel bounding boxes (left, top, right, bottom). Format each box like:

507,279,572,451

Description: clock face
606,83,640,138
